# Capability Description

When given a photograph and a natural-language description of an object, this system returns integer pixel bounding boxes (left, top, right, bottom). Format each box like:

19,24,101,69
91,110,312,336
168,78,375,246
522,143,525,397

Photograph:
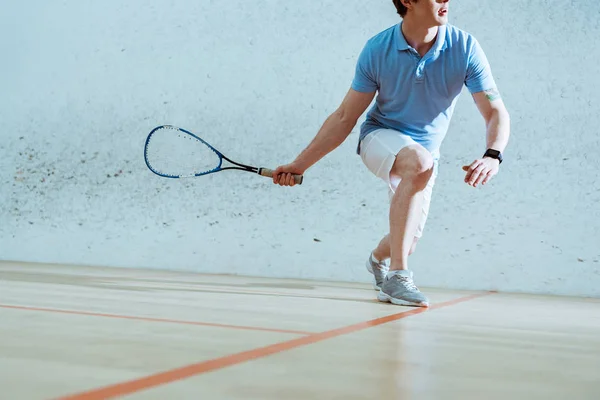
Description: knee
412,151,434,183
391,146,434,190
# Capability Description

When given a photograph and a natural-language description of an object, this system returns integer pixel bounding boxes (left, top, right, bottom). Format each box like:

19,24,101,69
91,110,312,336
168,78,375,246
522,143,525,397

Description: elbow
334,107,358,130
486,107,510,126
499,107,510,121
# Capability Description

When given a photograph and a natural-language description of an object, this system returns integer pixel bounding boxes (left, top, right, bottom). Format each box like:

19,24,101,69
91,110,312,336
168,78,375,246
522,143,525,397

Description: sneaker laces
395,275,419,291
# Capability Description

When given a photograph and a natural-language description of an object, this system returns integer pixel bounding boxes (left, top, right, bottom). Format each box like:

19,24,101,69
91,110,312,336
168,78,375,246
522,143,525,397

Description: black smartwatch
483,148,503,164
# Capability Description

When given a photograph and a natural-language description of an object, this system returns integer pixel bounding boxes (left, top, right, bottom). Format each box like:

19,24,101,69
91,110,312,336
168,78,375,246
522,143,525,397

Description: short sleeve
351,42,378,93
465,39,496,94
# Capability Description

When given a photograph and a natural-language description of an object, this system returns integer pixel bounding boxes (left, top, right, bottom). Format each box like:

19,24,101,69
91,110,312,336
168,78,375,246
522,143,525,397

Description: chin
433,11,449,25
434,16,448,25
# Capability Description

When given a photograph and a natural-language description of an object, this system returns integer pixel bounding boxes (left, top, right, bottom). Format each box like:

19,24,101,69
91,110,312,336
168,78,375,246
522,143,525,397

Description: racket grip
259,168,304,185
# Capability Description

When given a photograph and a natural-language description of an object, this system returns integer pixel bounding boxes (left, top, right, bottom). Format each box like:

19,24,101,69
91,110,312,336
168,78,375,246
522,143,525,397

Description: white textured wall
2,1,599,297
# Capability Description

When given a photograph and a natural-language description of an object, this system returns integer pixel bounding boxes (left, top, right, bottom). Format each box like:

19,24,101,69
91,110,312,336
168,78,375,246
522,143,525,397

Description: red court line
57,292,493,400
0,304,312,336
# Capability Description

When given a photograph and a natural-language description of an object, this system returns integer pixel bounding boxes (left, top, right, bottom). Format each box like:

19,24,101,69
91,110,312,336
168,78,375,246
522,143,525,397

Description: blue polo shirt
352,22,497,158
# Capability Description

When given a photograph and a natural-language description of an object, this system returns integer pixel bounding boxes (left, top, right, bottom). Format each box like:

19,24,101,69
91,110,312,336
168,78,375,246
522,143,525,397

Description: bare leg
372,234,419,261
386,146,434,271
372,234,391,261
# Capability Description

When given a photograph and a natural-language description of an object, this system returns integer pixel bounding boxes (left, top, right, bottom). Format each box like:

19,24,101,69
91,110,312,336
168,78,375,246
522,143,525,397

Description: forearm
485,109,511,153
293,110,355,171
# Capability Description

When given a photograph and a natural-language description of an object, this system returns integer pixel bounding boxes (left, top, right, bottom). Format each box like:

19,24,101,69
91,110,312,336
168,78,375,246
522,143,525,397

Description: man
272,0,511,307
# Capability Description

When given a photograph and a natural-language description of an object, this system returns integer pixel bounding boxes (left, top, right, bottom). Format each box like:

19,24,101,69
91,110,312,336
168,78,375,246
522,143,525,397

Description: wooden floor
1,261,599,400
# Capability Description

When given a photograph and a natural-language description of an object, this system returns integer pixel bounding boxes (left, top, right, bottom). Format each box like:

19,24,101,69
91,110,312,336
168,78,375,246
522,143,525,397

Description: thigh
360,129,418,188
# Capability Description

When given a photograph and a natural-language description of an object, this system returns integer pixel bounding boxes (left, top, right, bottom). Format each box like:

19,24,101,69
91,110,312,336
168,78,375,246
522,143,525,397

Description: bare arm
473,88,511,153
273,88,376,186
463,88,511,187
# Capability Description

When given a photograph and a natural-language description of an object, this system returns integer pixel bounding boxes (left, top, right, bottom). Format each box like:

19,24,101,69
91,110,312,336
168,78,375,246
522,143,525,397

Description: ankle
371,250,388,263
389,260,408,271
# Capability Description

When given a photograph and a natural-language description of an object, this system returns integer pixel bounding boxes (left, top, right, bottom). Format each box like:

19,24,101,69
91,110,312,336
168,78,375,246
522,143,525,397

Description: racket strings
145,127,222,177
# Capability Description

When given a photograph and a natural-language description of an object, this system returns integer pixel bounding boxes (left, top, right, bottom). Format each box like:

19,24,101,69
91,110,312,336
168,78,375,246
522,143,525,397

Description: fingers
463,161,477,182
481,170,494,185
474,169,488,187
272,168,282,184
469,166,485,187
467,163,487,187
464,161,482,185
272,163,303,187
286,173,296,187
278,173,290,186
273,170,296,187
463,158,499,188
465,163,496,187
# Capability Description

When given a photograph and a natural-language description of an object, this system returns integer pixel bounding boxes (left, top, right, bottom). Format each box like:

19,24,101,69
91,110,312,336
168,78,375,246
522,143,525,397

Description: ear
400,0,413,9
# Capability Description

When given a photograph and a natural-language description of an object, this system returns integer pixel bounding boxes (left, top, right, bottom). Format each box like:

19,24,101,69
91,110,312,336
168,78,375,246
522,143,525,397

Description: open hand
272,162,305,187
462,157,500,187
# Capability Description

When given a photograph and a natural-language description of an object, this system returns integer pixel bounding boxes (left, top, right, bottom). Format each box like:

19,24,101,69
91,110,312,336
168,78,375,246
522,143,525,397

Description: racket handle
259,168,304,185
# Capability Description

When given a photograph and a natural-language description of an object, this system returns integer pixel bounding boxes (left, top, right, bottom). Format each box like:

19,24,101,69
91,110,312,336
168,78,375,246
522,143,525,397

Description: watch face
484,149,502,162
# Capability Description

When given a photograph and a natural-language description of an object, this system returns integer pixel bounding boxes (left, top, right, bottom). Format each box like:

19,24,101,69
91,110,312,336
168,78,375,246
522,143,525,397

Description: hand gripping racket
144,125,303,184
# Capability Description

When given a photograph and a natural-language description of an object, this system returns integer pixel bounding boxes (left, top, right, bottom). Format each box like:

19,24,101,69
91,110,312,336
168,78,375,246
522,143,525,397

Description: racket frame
144,125,303,184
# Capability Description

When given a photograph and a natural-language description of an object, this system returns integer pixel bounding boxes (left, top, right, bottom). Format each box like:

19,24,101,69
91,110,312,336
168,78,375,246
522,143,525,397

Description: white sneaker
366,253,389,291
377,270,429,307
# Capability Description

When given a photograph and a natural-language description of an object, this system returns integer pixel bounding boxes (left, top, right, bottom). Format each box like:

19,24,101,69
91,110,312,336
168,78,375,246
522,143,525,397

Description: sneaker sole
377,291,429,307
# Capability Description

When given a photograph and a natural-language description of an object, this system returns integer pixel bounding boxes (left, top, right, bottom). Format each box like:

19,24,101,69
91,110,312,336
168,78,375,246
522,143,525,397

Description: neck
401,18,439,56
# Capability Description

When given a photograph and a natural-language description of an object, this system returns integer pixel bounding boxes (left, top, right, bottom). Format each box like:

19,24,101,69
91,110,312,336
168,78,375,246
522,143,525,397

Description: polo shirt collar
396,21,447,53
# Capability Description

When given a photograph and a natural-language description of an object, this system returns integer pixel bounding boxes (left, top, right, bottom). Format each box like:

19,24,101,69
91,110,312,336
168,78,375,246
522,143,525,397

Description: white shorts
359,128,439,238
